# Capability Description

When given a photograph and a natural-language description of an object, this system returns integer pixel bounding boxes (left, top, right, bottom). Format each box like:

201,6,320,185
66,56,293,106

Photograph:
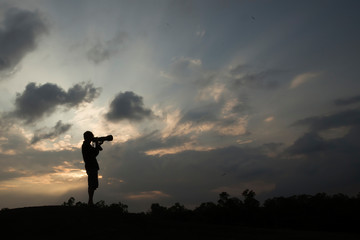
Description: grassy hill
1,205,359,239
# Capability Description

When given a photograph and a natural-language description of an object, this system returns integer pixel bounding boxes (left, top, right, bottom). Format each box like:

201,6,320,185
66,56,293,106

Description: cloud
264,116,274,122
0,149,86,208
159,101,249,150
292,108,360,132
87,32,128,64
179,106,219,124
279,124,360,195
145,107,249,156
0,128,28,155
334,94,360,106
289,72,321,89
125,190,170,200
229,64,248,75
98,135,279,209
281,106,360,195
235,70,281,89
153,86,250,153
259,99,360,196
9,81,101,124
31,120,72,144
229,65,284,89
0,7,48,76
64,82,102,107
105,91,153,122
288,107,360,156
168,57,203,82
286,132,331,155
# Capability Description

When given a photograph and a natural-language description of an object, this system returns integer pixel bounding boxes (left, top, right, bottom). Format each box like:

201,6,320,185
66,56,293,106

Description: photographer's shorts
86,169,99,190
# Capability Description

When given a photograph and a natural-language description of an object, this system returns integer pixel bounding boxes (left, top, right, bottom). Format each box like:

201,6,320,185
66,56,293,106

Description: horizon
1,0,360,212
4,189,360,213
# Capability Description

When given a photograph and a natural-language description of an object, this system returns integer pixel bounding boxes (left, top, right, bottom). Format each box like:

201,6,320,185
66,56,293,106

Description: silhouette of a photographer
82,131,102,205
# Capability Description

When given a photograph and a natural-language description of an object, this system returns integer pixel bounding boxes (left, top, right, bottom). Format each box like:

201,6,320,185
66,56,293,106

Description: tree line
63,190,360,232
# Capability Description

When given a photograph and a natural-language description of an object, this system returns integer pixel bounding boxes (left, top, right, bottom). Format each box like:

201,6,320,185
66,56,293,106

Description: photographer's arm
90,144,100,156
94,140,103,151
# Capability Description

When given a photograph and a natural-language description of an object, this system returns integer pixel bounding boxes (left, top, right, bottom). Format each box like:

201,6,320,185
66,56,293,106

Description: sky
0,0,360,211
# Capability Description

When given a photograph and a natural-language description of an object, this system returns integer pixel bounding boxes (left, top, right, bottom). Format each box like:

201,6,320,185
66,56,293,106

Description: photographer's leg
87,170,98,206
88,187,94,205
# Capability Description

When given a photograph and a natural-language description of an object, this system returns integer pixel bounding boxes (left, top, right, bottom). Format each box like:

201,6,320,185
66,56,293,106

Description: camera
93,135,113,142
93,135,113,150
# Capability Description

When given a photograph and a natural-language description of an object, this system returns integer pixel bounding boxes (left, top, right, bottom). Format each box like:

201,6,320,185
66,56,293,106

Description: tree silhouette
242,189,260,209
109,202,128,213
63,197,75,207
217,192,230,207
58,190,360,232
150,203,167,217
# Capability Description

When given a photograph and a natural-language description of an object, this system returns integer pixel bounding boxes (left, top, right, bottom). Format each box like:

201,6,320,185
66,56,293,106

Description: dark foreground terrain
1,205,359,240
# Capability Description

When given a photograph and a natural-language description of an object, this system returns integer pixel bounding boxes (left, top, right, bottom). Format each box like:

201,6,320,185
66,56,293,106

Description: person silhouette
82,131,101,205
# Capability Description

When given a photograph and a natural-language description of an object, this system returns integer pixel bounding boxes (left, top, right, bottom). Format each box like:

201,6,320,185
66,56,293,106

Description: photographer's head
83,131,94,142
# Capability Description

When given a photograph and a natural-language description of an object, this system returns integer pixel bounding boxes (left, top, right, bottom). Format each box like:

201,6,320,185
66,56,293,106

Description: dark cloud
292,108,360,132
279,106,360,196
288,107,360,156
278,125,360,196
0,7,47,75
64,82,101,107
334,94,360,106
286,132,332,155
10,82,101,124
105,91,153,122
87,32,128,64
31,120,72,144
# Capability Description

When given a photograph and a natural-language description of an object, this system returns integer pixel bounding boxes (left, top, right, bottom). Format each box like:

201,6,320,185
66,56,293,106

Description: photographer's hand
95,141,103,151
